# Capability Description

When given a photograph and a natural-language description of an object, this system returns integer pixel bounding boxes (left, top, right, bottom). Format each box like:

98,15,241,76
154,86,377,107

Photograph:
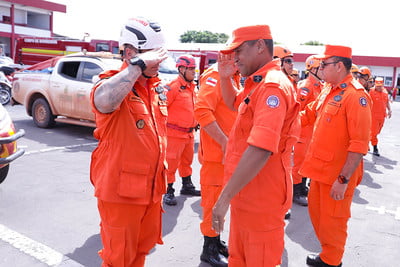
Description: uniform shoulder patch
266,95,280,108
205,77,218,87
359,96,368,107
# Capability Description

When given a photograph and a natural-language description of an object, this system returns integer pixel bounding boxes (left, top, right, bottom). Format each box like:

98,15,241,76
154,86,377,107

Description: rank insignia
155,86,164,94
253,75,263,83
334,95,342,102
340,83,347,88
159,93,167,101
136,119,145,129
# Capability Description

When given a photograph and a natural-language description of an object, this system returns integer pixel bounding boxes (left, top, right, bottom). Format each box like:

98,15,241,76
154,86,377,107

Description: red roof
2,0,66,13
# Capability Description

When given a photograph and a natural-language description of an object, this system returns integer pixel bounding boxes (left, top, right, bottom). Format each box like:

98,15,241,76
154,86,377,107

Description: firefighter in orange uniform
163,54,200,206
350,63,360,79
212,25,300,267
194,63,241,266
357,66,372,91
300,45,372,267
90,17,168,267
273,44,298,219
292,55,323,206
369,77,392,156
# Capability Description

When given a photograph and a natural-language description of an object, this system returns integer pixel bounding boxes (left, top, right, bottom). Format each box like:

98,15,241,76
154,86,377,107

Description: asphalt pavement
0,99,399,267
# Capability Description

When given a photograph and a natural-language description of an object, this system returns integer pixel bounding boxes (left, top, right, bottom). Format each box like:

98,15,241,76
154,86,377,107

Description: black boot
373,145,380,156
200,236,228,267
164,183,177,206
216,235,229,258
301,177,309,197
285,209,291,220
293,183,308,206
180,176,201,196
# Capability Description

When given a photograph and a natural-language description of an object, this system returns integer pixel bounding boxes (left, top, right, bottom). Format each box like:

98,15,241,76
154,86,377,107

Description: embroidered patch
266,95,280,108
334,95,342,102
136,119,145,129
205,77,218,87
359,97,368,107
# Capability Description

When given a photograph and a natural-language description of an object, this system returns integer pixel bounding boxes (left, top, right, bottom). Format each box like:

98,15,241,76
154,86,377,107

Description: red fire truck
13,37,119,66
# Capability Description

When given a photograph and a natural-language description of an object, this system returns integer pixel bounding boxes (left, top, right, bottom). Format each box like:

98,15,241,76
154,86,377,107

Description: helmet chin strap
310,67,322,81
180,68,193,83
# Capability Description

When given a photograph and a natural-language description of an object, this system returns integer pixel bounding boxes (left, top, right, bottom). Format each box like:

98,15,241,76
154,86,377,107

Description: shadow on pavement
65,234,102,267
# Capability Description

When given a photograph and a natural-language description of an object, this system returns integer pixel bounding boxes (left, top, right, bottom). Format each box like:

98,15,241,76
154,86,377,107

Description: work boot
373,145,380,156
301,177,309,197
164,184,177,206
200,236,228,267
306,253,342,267
216,235,229,257
180,176,201,196
285,209,291,220
293,183,308,206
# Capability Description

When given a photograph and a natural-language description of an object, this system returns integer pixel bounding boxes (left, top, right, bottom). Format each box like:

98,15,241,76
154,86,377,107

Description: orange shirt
300,75,371,185
90,63,168,205
165,75,197,138
369,87,389,118
194,64,239,163
297,75,323,142
224,59,300,213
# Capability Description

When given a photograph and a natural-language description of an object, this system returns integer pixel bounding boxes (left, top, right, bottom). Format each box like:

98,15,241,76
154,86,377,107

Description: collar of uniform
244,59,280,93
177,75,194,90
332,74,353,92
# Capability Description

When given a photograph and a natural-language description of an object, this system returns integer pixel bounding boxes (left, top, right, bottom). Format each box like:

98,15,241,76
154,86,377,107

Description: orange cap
375,77,384,86
220,25,272,54
315,44,352,60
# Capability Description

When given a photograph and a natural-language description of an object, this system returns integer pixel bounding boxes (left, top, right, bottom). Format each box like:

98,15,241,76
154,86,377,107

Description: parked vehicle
13,37,119,66
12,52,122,128
0,104,25,184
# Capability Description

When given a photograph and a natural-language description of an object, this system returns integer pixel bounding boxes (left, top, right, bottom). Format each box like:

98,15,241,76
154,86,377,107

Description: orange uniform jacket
225,59,300,216
194,65,239,164
369,87,388,118
300,75,371,185
90,64,168,205
165,75,197,138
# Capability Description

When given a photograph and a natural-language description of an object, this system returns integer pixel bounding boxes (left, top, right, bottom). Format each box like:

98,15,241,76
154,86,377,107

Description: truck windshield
159,56,178,74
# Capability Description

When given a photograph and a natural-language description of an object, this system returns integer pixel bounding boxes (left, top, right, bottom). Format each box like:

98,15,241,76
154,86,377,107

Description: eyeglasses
320,61,339,69
283,58,293,64
359,74,369,80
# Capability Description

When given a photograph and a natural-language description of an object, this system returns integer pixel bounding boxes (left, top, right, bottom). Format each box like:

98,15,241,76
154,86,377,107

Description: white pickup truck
11,52,122,128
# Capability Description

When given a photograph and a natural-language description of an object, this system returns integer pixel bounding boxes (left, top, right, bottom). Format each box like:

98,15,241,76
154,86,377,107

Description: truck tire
0,164,9,184
0,84,11,105
32,98,56,128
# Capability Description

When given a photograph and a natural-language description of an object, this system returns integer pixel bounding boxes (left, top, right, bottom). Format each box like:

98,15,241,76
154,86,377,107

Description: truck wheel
0,164,9,184
32,98,56,128
0,85,11,105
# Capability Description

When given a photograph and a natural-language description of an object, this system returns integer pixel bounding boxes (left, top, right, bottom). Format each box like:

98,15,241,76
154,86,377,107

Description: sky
50,0,399,57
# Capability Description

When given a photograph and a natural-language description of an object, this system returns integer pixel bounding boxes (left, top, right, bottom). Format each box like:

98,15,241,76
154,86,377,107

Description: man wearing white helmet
90,17,168,266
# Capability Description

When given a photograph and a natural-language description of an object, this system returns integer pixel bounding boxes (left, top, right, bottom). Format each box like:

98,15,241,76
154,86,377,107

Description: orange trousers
308,180,355,266
200,161,224,237
228,207,286,267
97,199,163,267
292,140,309,184
166,136,194,184
370,116,385,146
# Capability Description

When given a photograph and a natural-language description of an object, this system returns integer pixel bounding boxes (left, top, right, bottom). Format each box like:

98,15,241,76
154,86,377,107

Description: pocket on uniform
247,228,284,266
99,222,126,266
118,163,150,198
313,148,334,162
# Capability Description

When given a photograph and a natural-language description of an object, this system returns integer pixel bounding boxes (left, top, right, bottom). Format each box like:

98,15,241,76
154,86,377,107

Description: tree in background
180,30,229,43
301,40,324,46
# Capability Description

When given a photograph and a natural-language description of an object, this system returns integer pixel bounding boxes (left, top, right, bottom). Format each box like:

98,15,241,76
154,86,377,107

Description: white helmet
119,17,165,50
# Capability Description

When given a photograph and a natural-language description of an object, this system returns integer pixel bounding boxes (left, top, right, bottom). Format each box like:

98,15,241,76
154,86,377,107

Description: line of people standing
88,16,392,267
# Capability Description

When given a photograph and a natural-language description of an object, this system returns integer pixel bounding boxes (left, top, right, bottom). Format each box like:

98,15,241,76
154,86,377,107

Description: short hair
332,56,352,72
245,39,273,55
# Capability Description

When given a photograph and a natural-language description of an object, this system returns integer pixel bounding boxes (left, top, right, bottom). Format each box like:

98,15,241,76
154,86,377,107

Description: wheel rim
35,104,47,123
0,89,10,105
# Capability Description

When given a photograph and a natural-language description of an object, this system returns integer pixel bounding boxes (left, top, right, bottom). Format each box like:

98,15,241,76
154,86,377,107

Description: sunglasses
283,58,293,64
320,61,339,69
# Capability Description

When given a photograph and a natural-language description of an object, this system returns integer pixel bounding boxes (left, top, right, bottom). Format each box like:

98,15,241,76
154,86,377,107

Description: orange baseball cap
315,44,352,60
220,25,273,54
375,77,384,86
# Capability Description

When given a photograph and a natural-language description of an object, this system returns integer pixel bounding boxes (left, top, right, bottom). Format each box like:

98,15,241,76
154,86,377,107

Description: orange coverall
292,76,322,184
90,63,168,267
369,87,389,146
300,75,371,266
165,75,197,183
224,59,300,266
194,65,239,237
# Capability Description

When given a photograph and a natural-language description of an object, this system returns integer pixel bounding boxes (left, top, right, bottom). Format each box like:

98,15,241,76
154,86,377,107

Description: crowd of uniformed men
88,16,392,267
